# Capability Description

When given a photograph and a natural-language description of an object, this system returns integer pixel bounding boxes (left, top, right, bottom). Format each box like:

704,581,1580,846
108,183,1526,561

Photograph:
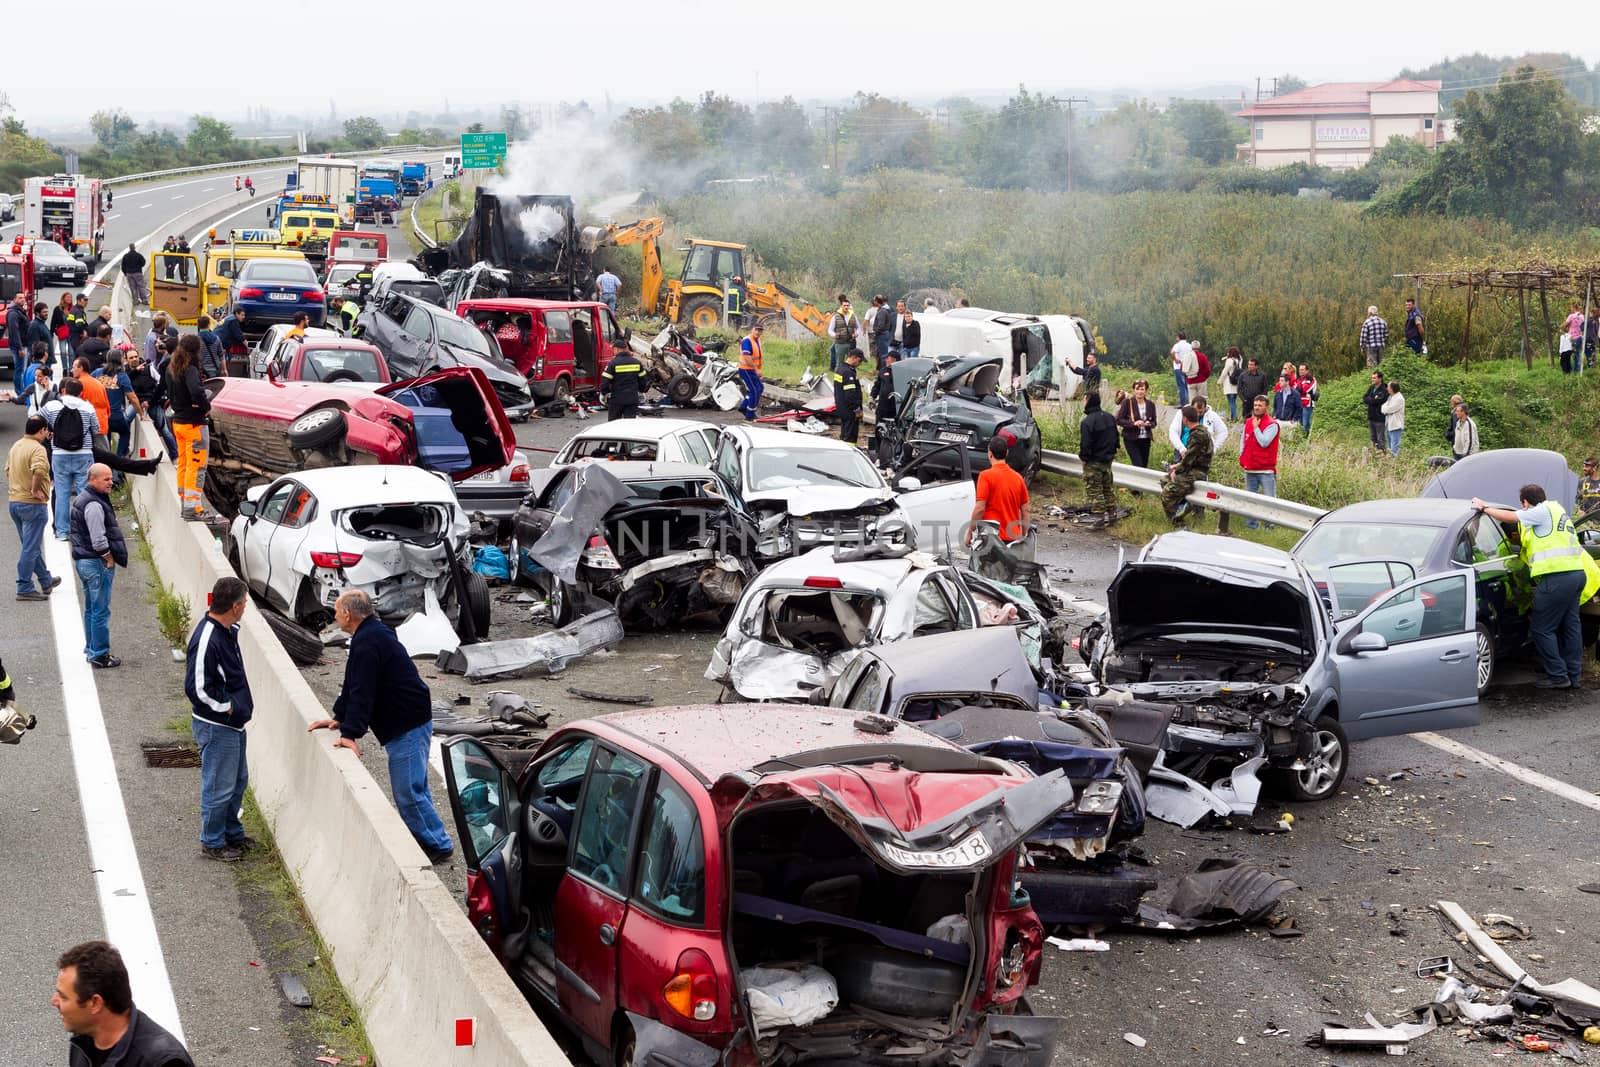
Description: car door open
441,736,526,961
891,442,977,554
1333,570,1480,740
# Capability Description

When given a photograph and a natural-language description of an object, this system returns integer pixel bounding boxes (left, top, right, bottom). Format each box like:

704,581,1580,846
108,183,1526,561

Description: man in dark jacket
834,348,865,444
28,301,52,358
309,589,454,863
1362,370,1388,452
55,940,193,1067
6,293,28,392
600,346,644,422
120,244,148,305
69,464,126,668
78,323,111,372
1079,391,1120,515
1233,357,1269,416
186,577,254,861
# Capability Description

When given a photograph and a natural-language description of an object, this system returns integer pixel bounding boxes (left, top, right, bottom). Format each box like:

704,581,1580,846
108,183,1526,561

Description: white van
913,307,1092,398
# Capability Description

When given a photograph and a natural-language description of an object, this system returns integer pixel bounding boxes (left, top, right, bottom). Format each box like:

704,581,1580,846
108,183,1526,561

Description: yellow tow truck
148,228,309,325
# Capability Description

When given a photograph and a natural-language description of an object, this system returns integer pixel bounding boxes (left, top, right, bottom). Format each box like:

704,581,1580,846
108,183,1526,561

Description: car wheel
508,535,536,587
666,372,699,406
532,570,573,626
612,1022,636,1067
1474,622,1496,695
287,406,348,450
682,295,722,330
464,571,491,638
1284,716,1348,802
553,376,571,404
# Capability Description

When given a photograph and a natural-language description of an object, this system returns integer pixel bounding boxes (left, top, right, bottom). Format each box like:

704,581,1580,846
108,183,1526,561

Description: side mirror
806,686,830,706
1347,631,1388,653
238,500,258,519
896,476,922,492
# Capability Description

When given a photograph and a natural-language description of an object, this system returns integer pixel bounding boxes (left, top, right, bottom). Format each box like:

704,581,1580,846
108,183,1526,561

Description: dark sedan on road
227,257,326,334
24,238,88,287
356,292,533,415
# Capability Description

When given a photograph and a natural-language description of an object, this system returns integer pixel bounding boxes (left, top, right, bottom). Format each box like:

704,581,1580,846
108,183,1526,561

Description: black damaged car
876,354,1042,481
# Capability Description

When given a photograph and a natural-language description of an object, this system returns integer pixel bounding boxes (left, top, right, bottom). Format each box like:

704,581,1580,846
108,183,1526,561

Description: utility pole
1063,97,1089,193
815,106,840,173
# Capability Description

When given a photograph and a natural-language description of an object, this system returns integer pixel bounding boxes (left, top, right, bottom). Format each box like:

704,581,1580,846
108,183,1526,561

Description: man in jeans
41,379,98,539
1238,394,1280,530
69,463,126,669
1169,332,1196,406
1360,304,1389,367
120,243,148,305
309,590,454,863
8,415,60,601
186,577,254,861
1362,370,1388,453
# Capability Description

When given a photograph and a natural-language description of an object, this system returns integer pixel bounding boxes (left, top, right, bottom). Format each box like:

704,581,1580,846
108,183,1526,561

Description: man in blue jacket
185,577,254,862
309,589,454,863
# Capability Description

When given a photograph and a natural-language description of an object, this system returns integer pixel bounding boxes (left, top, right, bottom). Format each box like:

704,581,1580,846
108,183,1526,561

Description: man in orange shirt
72,357,111,451
969,434,1031,544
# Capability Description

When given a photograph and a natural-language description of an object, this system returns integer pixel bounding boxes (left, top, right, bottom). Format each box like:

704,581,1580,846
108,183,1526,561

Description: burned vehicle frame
421,190,594,305
877,355,1043,482
510,462,757,631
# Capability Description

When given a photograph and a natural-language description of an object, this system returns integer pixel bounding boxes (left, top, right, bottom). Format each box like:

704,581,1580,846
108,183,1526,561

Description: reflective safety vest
739,335,762,372
1521,501,1586,579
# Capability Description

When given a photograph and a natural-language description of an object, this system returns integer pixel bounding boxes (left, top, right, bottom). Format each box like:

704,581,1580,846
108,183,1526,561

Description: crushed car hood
1422,447,1578,513
714,761,1077,874
709,638,861,702
1107,560,1315,656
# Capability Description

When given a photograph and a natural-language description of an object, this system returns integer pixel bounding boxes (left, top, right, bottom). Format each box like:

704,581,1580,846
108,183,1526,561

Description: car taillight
803,576,844,588
510,464,529,483
237,287,263,299
580,534,620,570
302,289,324,301
995,929,1028,990
310,551,362,568
662,949,717,1021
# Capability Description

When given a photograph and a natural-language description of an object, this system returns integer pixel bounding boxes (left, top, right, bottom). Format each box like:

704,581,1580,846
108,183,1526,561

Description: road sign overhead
460,132,507,169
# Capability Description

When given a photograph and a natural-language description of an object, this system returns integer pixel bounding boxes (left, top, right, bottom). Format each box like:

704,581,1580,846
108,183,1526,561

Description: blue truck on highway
401,161,428,196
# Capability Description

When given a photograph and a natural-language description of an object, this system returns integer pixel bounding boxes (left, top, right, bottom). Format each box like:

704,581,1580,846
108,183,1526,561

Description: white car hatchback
225,465,489,640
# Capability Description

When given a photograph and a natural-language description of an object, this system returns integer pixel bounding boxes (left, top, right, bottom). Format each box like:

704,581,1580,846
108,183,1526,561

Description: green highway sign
460,132,507,169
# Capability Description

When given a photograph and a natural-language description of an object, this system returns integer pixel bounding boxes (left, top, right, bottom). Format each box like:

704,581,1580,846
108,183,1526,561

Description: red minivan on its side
457,298,628,404
440,703,1064,1067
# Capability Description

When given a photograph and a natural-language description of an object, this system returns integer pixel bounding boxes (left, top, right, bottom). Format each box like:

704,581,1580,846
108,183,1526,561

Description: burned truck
422,190,595,309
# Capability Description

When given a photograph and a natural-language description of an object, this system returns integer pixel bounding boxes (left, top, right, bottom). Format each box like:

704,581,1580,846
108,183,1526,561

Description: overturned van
913,307,1091,399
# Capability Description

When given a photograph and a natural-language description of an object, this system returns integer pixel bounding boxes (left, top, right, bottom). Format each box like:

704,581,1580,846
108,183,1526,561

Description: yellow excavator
590,217,832,336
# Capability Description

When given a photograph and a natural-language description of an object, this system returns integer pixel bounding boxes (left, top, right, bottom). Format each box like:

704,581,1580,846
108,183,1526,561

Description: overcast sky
6,0,1596,125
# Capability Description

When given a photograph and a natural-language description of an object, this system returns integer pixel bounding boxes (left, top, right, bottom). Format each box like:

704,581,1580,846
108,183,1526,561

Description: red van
457,298,627,403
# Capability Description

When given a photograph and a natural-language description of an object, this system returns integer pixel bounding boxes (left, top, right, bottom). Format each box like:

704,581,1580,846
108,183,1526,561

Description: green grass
412,178,471,250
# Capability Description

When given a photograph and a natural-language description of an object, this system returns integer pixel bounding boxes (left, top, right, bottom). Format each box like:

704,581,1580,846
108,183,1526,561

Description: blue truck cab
401,161,428,196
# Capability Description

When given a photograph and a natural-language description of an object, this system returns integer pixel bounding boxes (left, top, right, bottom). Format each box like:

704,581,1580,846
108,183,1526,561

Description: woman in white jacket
1381,380,1405,456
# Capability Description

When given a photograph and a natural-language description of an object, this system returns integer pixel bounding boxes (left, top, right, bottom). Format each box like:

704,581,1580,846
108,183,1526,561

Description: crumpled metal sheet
1134,858,1296,932
395,586,460,658
530,464,630,585
436,609,624,680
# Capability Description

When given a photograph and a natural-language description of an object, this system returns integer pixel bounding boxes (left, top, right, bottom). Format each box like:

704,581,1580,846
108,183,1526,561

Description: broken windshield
748,448,881,492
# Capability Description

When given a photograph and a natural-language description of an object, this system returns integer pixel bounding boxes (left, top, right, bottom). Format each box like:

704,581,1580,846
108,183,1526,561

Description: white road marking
105,213,121,221
41,538,184,1041
201,187,214,192
170,195,185,201
1413,731,1600,814
138,203,153,209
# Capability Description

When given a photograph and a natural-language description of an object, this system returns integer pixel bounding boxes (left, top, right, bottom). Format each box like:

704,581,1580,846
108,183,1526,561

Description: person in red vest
737,323,764,420
1239,392,1280,530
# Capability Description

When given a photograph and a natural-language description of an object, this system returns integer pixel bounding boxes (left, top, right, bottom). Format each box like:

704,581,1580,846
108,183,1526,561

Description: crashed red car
441,703,1064,1067
203,366,516,516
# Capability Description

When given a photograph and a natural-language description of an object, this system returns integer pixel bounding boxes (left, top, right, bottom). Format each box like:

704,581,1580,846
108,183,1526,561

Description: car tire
261,607,323,667
553,376,571,404
1281,715,1349,802
508,535,536,587
464,571,492,638
1474,622,1496,695
287,406,347,451
666,372,699,406
532,570,574,627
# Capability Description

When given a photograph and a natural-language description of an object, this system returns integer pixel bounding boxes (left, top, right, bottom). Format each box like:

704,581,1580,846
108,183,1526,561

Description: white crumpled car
225,465,489,641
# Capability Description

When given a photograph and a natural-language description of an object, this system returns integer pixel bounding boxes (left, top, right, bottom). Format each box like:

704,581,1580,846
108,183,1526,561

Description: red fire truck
23,174,105,270
0,239,38,370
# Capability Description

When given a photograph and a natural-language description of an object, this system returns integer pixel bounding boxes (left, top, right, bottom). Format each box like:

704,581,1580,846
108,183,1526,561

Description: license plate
878,830,992,870
938,430,969,443
267,292,297,301
463,470,498,483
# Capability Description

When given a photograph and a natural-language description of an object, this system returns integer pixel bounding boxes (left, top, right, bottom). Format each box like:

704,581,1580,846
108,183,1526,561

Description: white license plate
267,292,298,302
938,430,969,443
878,830,993,870
463,470,498,483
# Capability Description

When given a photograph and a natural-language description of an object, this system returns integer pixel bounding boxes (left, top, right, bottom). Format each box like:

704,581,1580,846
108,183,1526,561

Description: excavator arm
589,217,666,317
744,280,831,338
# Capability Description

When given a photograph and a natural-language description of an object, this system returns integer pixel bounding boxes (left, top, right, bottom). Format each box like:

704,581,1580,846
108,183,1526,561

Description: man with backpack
40,379,98,540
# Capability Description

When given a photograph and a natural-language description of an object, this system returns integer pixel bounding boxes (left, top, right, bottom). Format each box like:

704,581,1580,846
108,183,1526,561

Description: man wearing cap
1580,459,1600,518
1360,305,1389,367
737,323,764,421
834,349,865,445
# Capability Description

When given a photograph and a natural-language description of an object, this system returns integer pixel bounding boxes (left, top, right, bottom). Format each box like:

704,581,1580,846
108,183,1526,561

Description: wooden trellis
1394,264,1599,371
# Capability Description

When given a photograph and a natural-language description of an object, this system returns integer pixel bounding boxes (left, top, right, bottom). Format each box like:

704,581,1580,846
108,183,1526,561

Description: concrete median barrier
127,422,566,1065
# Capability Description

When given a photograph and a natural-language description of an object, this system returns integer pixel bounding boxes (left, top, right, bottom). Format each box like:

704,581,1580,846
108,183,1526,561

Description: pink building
1236,79,1443,170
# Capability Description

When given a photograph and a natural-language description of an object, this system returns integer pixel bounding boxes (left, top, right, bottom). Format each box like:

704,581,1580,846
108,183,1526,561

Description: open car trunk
717,761,1072,1064
378,366,517,480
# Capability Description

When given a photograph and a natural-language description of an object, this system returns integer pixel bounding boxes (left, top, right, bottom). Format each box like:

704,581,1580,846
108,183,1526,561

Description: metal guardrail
1038,448,1330,532
410,189,435,249
99,144,453,187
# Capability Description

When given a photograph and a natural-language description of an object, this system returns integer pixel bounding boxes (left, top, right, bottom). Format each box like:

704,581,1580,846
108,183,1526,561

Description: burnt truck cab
424,191,594,309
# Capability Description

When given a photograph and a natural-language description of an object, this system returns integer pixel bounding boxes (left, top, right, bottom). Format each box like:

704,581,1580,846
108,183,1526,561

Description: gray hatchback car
1086,532,1480,801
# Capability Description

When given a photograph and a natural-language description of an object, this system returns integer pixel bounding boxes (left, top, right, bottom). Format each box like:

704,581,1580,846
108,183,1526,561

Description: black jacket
900,319,921,349
602,353,644,405
333,616,431,745
70,485,128,567
129,362,165,406
1234,369,1270,408
871,373,897,423
121,248,146,274
215,316,247,352
185,616,254,729
1363,383,1388,421
835,364,862,413
166,364,209,425
27,315,51,352
4,304,25,352
1081,363,1102,396
1079,409,1120,463
68,1008,194,1067
79,337,110,372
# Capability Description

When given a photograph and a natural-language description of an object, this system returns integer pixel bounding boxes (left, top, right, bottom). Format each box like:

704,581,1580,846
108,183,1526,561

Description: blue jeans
900,346,919,360
1244,471,1277,530
1530,568,1585,684
1226,394,1238,420
193,718,248,849
1173,370,1189,406
738,368,764,419
600,293,617,312
74,557,114,659
1300,406,1313,436
1387,429,1403,456
9,501,53,594
52,451,92,537
385,722,452,855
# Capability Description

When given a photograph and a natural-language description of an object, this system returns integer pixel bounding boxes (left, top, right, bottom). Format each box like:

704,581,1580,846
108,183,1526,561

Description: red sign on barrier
455,1017,476,1047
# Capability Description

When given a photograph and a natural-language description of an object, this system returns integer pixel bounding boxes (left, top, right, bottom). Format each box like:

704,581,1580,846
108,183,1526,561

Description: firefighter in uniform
602,349,644,422
1473,485,1600,689
834,348,865,445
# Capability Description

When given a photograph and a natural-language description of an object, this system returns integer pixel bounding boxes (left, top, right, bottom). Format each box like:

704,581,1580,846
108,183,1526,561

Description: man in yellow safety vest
1473,483,1600,689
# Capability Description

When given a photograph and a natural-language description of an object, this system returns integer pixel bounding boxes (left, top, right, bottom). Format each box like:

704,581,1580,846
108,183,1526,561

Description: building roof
1237,79,1441,118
